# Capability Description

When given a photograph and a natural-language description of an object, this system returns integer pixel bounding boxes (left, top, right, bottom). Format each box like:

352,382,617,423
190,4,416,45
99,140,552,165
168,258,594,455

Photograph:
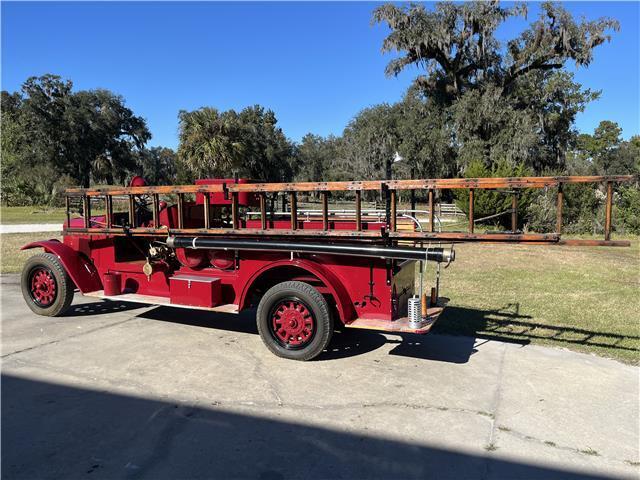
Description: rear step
346,307,444,334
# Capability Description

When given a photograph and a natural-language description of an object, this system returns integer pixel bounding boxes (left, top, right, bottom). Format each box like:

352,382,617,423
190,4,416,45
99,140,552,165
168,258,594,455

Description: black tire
21,253,75,317
256,281,333,361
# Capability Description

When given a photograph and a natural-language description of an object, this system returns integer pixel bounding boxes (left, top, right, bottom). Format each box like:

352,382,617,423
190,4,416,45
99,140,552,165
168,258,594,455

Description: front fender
21,240,102,293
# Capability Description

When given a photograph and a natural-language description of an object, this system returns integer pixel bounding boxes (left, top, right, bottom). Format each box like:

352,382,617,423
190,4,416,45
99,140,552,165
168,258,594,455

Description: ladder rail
62,175,635,246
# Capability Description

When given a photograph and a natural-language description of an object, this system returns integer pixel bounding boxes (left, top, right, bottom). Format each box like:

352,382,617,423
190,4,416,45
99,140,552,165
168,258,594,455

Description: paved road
0,223,61,234
1,275,638,479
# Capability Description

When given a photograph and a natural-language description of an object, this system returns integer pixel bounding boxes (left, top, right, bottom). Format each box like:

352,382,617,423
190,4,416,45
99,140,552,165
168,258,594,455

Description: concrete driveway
1,274,638,479
0,224,61,234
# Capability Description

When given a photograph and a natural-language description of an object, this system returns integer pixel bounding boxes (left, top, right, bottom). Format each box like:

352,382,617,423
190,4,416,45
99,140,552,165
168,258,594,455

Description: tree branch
504,60,563,88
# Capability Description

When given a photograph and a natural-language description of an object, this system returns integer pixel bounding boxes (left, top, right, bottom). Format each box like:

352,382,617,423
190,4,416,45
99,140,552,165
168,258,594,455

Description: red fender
21,240,102,293
238,258,356,323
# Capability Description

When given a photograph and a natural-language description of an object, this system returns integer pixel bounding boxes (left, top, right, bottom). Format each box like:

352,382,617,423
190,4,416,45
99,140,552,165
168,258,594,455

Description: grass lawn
1,206,67,224
1,230,638,363
432,239,640,364
1,233,62,274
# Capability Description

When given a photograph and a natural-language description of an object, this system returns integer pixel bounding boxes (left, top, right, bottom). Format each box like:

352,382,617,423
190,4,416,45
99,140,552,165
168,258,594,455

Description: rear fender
239,258,356,323
21,240,102,293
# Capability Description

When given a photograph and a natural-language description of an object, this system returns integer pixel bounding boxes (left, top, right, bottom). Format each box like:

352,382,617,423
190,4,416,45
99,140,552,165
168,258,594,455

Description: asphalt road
1,274,638,480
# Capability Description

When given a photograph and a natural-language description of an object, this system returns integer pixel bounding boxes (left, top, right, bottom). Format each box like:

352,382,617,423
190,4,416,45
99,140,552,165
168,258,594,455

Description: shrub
617,185,640,234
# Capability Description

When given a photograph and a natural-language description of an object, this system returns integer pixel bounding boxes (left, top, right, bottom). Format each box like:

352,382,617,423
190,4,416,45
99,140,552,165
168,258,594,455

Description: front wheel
256,281,333,361
21,253,75,317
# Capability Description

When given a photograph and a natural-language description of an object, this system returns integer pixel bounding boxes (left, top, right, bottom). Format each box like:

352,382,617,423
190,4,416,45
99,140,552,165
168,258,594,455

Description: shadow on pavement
63,300,143,317
1,374,616,480
135,306,479,364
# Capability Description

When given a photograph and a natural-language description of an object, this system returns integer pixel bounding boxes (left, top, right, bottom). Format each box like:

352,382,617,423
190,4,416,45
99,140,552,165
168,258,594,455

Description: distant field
0,206,67,224
1,229,637,364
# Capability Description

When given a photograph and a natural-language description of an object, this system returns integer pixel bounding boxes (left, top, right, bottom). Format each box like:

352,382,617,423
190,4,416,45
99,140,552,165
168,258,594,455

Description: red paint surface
21,240,103,293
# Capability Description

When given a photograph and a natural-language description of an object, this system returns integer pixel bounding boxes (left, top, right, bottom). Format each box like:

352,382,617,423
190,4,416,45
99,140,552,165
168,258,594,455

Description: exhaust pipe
166,237,455,263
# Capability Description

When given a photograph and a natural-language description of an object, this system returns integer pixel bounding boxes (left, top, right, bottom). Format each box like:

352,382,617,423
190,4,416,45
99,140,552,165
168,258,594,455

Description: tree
295,133,332,182
66,89,151,186
372,1,619,172
341,103,400,180
574,121,638,175
137,147,178,185
394,87,457,178
1,74,150,203
177,107,244,179
177,105,294,182
374,1,618,101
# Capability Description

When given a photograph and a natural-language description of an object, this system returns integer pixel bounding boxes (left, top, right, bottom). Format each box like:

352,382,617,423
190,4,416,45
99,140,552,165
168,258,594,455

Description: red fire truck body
21,178,452,360
20,174,631,360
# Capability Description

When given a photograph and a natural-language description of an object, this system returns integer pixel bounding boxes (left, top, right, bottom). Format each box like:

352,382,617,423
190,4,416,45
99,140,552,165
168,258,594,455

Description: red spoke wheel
270,298,316,349
29,267,57,307
257,281,333,361
21,253,75,317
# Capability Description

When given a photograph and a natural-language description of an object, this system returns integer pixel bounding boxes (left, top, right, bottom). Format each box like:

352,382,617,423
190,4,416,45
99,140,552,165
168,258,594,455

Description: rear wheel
256,281,333,361
21,253,74,317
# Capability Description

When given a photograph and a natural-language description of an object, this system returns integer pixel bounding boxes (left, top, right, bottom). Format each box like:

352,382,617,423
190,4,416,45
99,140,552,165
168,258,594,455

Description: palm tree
177,107,244,178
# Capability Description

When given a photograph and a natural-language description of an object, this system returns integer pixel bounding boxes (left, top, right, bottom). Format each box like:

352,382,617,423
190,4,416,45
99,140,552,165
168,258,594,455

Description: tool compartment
170,274,221,308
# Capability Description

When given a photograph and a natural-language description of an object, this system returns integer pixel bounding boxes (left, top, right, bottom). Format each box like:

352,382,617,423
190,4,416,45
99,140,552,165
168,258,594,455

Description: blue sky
2,1,638,148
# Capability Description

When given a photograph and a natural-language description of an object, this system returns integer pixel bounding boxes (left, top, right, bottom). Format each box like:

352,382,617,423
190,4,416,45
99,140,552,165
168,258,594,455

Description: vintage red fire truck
20,175,631,360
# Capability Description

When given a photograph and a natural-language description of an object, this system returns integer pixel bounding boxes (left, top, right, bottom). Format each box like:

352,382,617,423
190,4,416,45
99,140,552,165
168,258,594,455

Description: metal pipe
166,236,455,263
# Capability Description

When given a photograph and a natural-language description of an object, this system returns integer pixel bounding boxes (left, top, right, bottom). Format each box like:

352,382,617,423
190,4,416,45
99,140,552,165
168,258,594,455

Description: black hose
166,236,455,263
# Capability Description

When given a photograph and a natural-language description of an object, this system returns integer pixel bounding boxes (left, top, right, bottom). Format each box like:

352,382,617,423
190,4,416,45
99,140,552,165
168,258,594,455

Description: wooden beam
259,192,267,230
390,190,397,232
468,189,475,233
105,195,112,229
177,193,184,229
604,181,613,241
231,192,239,230
83,196,90,228
384,175,635,191
128,195,135,228
355,190,362,231
63,227,563,243
556,183,563,234
203,193,210,229
65,195,71,227
63,227,385,238
428,189,434,233
66,184,226,197
152,194,159,228
511,193,518,232
229,180,384,193
321,191,329,231
389,232,560,242
290,192,297,230
559,239,630,247
65,175,635,197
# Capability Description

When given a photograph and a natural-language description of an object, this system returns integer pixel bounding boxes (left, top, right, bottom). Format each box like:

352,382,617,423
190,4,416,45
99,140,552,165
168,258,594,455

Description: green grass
1,206,67,224
431,237,640,364
0,233,62,274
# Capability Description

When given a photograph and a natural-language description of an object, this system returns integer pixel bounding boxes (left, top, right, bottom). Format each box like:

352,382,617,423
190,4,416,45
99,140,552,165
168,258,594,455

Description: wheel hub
30,268,57,307
271,300,314,347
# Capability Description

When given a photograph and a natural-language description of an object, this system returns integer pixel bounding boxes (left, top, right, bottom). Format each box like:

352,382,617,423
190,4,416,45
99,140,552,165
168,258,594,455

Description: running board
345,307,444,334
83,290,239,314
